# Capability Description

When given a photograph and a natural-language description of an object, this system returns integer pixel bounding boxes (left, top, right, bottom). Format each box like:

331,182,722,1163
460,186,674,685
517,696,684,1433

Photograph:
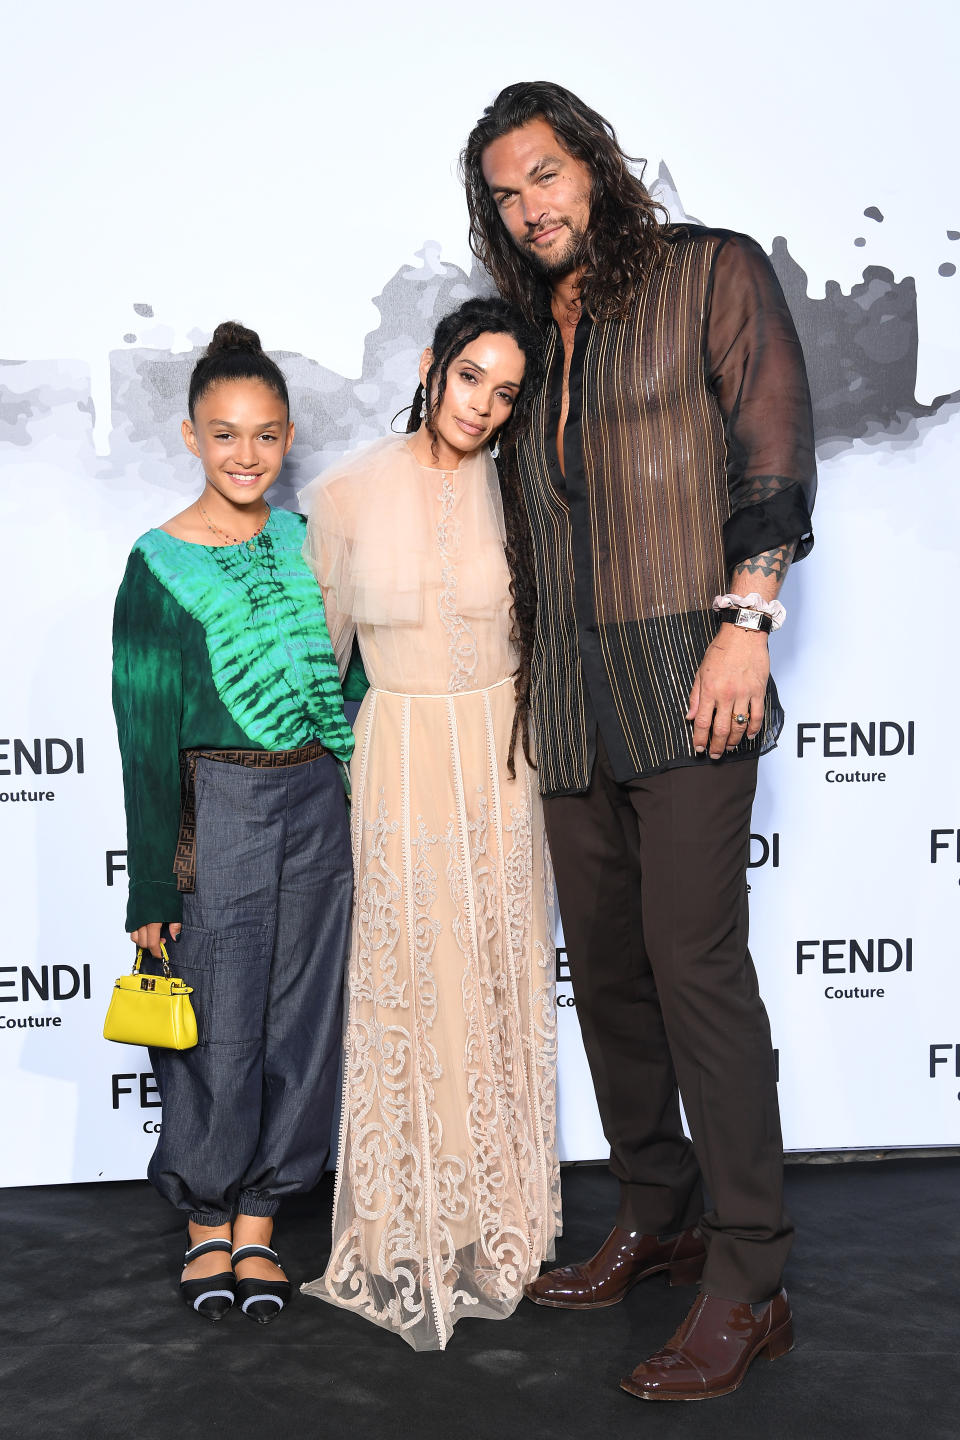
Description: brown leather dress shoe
620,1288,794,1400
524,1226,705,1309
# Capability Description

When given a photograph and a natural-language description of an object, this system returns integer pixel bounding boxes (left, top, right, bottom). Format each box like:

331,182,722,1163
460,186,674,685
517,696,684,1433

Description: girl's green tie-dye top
112,507,366,931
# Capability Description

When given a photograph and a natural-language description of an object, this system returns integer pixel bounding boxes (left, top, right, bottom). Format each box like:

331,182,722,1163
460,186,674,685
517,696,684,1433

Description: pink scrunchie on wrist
712,592,786,631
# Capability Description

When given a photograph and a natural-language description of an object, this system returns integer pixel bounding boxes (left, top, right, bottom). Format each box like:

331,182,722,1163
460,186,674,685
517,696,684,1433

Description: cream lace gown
300,436,560,1351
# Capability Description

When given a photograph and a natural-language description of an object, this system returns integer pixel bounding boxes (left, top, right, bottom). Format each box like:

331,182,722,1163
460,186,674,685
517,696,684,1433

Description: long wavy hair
404,297,542,775
461,81,669,322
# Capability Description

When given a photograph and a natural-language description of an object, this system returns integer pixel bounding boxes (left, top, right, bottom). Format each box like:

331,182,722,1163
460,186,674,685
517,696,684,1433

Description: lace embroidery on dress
437,472,479,693
446,699,534,1300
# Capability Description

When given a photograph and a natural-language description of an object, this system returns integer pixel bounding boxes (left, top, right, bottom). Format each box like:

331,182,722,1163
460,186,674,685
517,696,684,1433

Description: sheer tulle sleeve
300,477,358,681
300,438,433,631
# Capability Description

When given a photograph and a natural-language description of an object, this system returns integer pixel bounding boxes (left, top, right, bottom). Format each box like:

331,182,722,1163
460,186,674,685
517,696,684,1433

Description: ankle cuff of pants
189,1209,233,1227
615,1196,663,1235
236,1191,281,1219
615,1183,702,1237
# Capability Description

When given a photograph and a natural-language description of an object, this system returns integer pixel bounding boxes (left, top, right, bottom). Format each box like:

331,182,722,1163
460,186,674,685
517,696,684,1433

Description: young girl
112,321,361,1324
299,297,560,1350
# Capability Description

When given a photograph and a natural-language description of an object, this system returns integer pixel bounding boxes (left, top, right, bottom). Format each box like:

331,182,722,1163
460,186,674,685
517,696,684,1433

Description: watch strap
718,607,773,634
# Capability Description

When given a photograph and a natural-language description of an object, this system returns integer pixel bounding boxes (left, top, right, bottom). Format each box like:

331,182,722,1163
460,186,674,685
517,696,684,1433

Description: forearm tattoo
733,541,796,585
741,475,791,505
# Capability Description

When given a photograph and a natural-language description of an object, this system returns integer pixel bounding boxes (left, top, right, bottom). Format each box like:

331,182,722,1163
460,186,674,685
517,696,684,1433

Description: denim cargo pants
148,751,352,1225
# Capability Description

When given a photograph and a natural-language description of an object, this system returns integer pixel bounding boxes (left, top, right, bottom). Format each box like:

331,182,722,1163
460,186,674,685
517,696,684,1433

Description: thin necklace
197,501,270,549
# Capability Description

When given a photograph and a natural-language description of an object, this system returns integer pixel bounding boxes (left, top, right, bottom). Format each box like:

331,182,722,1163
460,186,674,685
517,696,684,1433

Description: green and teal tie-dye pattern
113,507,359,931
134,509,354,757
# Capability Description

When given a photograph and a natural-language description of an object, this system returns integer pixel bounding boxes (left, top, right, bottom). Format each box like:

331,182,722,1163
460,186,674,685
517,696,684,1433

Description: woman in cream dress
301,299,560,1350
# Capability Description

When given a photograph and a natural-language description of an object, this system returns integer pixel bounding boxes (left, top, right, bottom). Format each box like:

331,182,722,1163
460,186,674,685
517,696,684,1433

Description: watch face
735,609,763,629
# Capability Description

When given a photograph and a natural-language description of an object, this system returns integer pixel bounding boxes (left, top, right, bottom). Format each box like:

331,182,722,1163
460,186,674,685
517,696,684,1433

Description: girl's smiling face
182,377,294,509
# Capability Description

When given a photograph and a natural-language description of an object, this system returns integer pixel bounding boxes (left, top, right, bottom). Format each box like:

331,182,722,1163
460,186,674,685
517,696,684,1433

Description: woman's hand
129,921,182,958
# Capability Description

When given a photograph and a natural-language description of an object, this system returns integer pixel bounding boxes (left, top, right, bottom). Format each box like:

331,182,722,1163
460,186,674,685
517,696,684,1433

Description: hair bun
207,320,263,354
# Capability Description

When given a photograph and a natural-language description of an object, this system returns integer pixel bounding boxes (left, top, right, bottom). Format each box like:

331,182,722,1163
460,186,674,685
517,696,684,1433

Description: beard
523,218,587,278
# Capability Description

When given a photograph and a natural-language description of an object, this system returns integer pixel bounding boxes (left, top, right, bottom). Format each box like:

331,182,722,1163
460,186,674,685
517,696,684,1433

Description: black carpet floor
2,1158,957,1440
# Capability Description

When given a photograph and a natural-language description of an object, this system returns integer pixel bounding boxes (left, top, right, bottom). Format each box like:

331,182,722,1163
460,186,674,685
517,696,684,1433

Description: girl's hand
129,922,182,958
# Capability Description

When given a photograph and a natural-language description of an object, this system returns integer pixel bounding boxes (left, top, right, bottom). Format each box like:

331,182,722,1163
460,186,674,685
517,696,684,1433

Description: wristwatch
718,607,773,634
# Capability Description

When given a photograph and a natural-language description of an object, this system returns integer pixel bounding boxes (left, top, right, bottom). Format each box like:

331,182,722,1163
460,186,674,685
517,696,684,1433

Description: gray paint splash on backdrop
2,168,957,510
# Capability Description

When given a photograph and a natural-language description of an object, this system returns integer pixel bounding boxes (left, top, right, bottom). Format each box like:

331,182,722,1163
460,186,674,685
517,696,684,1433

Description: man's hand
686,628,769,759
129,921,182,958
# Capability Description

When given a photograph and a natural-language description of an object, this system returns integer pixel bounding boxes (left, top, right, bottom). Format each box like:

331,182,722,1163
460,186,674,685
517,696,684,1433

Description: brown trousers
542,743,793,1302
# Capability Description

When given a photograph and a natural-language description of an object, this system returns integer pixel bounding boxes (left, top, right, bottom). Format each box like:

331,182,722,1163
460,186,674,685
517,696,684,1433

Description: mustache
525,218,571,246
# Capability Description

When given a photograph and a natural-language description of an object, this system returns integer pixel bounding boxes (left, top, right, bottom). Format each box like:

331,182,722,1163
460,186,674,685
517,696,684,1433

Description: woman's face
420,331,526,468
182,378,294,508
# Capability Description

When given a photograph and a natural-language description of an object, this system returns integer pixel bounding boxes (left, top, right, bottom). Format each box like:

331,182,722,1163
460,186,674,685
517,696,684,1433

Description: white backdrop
2,0,959,1185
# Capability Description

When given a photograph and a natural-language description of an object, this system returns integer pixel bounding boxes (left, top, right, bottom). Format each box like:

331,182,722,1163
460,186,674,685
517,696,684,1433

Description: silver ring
735,713,747,725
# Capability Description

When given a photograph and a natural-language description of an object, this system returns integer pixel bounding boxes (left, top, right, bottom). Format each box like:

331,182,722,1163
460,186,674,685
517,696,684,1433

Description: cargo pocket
173,922,272,1046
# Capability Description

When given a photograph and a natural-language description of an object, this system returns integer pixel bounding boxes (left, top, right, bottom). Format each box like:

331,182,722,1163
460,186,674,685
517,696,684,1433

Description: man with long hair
461,82,816,1402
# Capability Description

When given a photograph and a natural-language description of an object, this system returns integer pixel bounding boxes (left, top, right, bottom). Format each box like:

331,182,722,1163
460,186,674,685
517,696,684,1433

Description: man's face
481,118,592,280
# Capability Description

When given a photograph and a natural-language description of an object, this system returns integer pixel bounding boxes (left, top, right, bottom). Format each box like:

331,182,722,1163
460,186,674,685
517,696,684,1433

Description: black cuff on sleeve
722,482,814,573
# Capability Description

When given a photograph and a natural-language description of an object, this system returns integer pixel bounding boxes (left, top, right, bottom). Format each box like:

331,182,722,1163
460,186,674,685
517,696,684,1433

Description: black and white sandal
179,1237,235,1321
231,1244,291,1325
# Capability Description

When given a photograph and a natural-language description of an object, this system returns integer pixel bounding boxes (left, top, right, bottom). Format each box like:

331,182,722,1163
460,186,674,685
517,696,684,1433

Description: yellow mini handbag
103,942,198,1049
